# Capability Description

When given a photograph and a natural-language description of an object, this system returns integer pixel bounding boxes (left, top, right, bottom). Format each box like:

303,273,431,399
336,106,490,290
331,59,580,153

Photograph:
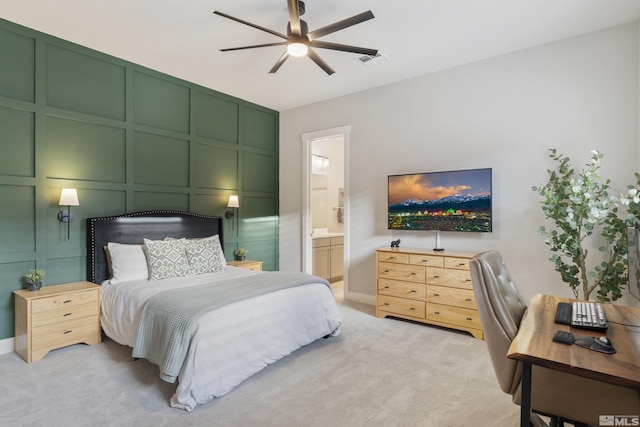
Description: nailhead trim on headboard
87,210,225,284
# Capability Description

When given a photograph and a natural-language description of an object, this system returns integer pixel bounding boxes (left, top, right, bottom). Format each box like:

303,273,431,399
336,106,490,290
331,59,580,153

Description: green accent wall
0,19,279,341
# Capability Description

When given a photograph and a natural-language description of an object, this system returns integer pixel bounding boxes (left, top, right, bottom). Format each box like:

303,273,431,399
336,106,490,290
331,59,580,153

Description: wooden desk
507,294,640,427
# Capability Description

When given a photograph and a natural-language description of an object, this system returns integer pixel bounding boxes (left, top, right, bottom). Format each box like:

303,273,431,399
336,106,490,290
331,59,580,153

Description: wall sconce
58,188,80,240
226,195,239,229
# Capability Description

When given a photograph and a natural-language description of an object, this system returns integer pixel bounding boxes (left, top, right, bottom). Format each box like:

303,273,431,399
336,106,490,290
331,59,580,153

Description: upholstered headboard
86,210,224,284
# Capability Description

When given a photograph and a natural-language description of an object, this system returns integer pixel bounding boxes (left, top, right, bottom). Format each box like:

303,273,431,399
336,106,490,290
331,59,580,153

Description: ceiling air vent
356,52,389,66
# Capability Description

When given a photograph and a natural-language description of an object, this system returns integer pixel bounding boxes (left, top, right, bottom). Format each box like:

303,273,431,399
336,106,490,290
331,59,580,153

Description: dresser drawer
444,257,470,270
426,285,476,309
426,303,482,329
378,278,426,301
31,290,98,314
31,315,100,351
31,302,98,328
426,267,473,289
378,295,426,319
409,254,444,267
378,262,425,283
377,252,409,264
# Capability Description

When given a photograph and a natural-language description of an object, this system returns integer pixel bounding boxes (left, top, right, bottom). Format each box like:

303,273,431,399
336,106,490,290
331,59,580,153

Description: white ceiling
2,0,640,111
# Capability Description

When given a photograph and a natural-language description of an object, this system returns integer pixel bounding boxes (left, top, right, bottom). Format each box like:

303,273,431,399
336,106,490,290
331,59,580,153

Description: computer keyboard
554,301,608,331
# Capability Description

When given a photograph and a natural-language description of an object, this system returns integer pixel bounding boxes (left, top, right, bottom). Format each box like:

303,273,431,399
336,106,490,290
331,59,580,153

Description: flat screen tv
388,168,492,232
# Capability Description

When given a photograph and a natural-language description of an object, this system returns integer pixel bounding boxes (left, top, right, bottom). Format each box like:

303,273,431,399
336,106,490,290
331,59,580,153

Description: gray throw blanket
132,271,330,383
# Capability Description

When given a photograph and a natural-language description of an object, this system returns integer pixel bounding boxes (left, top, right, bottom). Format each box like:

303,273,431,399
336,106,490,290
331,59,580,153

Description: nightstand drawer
31,316,100,351
32,303,98,328
31,290,98,313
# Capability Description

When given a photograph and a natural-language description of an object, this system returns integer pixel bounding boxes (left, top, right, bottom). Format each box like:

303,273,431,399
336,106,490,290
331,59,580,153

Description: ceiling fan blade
287,0,302,36
309,40,378,57
269,51,290,73
221,42,287,52
307,48,335,75
214,11,287,39
307,11,375,40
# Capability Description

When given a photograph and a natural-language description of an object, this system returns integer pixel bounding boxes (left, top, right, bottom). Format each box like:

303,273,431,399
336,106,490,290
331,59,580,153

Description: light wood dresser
14,281,101,363
227,259,263,271
376,247,484,339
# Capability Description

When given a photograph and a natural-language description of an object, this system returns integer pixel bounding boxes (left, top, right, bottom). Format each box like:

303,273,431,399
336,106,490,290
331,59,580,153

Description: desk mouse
574,336,616,354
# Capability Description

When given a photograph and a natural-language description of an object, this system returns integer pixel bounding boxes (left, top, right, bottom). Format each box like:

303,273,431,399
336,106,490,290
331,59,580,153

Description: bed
86,210,342,411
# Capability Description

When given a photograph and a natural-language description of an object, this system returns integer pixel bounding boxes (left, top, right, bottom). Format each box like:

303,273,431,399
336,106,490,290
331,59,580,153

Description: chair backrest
470,251,528,396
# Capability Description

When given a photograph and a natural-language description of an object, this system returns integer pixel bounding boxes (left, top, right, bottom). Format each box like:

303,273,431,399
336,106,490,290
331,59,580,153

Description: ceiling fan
213,0,378,75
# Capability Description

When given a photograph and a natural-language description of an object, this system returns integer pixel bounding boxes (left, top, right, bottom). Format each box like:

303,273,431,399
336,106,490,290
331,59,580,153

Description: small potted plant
23,269,45,292
233,248,248,261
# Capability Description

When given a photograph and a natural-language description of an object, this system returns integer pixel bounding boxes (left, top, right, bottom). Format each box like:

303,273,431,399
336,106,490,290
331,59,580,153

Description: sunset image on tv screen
388,168,492,232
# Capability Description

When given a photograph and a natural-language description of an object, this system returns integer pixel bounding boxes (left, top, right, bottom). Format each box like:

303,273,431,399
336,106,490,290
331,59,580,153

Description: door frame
302,126,350,291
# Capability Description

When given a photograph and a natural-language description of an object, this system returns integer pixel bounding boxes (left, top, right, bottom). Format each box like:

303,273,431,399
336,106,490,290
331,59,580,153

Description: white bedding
100,266,342,411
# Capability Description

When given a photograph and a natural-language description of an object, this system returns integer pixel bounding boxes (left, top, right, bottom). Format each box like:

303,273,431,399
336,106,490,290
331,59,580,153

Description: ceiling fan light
287,42,308,57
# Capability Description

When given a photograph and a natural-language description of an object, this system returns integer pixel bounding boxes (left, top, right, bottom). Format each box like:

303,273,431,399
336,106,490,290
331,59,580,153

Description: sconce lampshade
227,195,239,208
58,188,79,240
59,188,80,206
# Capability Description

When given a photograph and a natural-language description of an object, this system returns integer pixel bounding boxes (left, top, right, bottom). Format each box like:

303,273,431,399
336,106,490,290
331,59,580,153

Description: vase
26,282,42,292
235,255,246,261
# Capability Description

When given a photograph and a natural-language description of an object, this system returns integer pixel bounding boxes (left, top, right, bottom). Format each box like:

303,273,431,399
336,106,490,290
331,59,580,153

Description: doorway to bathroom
302,126,349,298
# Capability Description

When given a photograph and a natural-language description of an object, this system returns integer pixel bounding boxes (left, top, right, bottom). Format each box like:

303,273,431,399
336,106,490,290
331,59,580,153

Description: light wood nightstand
14,281,101,363
227,259,263,271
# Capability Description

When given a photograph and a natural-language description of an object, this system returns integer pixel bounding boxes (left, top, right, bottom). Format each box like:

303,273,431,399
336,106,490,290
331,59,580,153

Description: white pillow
106,242,148,284
144,238,191,281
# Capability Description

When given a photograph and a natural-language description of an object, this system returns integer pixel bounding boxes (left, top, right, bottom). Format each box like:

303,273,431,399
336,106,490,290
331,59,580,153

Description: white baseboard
0,337,14,355
344,290,376,306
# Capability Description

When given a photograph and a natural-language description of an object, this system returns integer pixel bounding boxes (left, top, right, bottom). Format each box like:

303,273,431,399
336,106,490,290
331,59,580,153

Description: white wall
280,22,639,305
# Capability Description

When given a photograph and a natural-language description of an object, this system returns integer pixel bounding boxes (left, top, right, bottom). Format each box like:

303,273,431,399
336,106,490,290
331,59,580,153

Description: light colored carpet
0,295,519,426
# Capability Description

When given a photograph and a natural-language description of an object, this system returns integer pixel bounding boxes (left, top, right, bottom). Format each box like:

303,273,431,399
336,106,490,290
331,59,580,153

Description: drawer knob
64,312,72,317
465,298,472,302
390,256,396,260
410,307,415,311
434,311,440,315
458,263,465,266
384,270,390,273
64,330,72,334
433,275,440,279
433,293,440,296
63,299,72,303
410,272,416,276
466,317,473,321
410,290,416,293
383,303,389,306
384,286,390,289
465,279,472,282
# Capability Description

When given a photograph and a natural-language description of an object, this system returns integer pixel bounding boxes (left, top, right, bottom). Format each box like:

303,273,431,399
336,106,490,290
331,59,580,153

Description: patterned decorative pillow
185,237,225,274
144,238,191,280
